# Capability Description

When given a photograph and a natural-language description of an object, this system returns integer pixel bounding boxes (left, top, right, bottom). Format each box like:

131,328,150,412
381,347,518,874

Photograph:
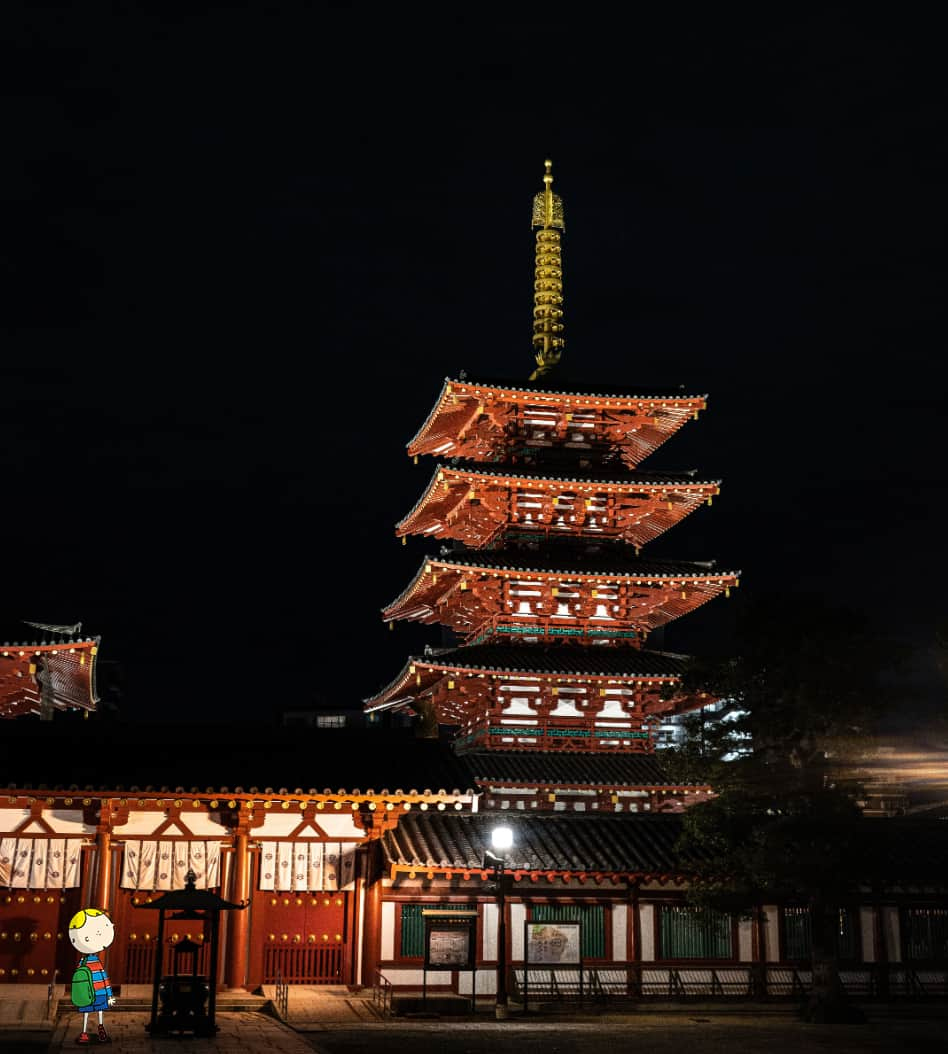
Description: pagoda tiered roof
365,643,687,713
397,461,719,549
407,376,707,468
0,621,99,718
382,548,739,642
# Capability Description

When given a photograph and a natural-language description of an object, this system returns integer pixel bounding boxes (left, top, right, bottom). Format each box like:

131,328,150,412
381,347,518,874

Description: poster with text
525,921,581,964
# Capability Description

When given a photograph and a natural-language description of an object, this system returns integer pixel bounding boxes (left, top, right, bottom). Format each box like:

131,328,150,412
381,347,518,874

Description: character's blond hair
69,908,110,930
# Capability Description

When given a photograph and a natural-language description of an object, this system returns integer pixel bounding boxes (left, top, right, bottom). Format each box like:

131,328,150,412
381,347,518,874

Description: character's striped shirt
78,954,112,1011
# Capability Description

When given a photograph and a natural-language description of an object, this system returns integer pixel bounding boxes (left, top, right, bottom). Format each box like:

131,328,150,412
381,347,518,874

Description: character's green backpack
70,958,94,1007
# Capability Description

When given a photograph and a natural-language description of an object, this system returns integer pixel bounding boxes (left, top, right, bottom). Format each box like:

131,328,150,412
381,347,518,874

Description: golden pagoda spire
529,159,565,381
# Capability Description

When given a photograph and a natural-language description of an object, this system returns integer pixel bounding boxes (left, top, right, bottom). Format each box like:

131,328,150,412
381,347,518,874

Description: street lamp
485,824,514,1020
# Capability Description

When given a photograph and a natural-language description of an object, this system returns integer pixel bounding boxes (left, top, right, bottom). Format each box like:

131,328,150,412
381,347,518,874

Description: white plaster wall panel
763,905,780,961
639,904,654,960
882,906,901,961
482,902,498,960
172,813,229,837
0,810,30,832
860,906,876,962
738,919,753,961
305,814,362,839
117,813,175,836
459,971,496,994
511,903,526,961
380,969,450,986
612,905,628,962
381,901,395,961
255,814,304,837
47,810,100,835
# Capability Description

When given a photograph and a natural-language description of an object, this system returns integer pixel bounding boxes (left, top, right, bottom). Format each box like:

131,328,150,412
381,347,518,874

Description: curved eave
381,557,433,619
405,378,452,452
434,554,742,584
364,659,421,712
364,652,685,715
395,465,444,535
396,462,721,537
405,378,710,460
420,658,683,680
445,461,717,488
443,377,708,402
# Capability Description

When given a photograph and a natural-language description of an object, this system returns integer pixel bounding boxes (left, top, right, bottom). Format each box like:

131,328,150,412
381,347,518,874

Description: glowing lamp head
490,825,514,854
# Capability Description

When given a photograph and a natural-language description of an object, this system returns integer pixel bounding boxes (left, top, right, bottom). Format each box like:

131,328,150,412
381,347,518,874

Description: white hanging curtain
0,838,83,889
323,844,340,890
259,841,276,891
256,841,357,892
188,842,206,887
0,837,16,887
120,840,223,890
173,842,189,885
307,842,324,891
293,844,308,891
339,844,357,891
276,841,294,891
156,841,173,890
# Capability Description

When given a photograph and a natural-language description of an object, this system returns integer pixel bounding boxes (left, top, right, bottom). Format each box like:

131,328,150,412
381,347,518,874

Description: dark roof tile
382,812,697,873
461,750,697,787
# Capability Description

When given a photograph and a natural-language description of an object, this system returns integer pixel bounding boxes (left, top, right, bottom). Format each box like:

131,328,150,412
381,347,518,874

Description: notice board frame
421,909,478,1009
522,918,583,1011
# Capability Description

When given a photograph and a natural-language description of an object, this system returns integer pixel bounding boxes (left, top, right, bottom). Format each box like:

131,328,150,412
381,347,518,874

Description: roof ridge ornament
529,160,565,382
23,620,82,636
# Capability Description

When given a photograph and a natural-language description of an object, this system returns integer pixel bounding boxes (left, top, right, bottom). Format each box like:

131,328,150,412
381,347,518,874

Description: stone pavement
48,1011,314,1052
261,985,383,1025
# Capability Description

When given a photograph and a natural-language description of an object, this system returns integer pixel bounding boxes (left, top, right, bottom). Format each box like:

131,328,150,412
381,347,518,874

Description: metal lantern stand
132,868,246,1037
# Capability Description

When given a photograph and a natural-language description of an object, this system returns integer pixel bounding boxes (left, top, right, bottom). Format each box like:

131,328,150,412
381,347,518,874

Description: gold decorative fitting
529,160,566,380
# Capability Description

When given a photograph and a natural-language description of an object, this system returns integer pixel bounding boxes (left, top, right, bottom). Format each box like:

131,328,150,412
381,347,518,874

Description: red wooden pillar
360,844,383,989
94,830,112,911
225,832,250,989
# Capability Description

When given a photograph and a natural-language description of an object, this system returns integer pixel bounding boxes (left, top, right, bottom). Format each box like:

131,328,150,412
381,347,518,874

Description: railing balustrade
263,944,344,985
372,970,393,1017
512,963,948,1003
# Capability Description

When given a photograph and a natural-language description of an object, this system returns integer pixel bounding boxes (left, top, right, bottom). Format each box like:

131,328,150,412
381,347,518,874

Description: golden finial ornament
529,159,565,380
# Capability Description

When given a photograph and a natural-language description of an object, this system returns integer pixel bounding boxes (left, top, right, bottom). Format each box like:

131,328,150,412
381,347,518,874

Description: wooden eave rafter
406,379,708,467
389,861,692,885
1,787,478,811
396,464,721,550
478,779,711,794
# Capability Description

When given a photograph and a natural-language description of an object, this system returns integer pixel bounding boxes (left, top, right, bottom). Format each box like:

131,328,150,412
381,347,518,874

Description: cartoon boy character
68,908,116,1045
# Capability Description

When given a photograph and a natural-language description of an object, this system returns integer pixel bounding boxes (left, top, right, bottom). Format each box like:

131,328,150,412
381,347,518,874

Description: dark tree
665,594,901,1023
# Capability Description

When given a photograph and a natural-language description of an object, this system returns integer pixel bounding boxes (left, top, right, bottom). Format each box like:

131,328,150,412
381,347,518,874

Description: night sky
5,7,945,724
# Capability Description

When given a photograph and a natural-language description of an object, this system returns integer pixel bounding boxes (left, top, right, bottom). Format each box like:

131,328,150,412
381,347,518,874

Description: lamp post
486,824,513,1020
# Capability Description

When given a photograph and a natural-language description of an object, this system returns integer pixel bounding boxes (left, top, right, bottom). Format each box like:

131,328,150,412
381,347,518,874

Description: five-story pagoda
366,162,738,798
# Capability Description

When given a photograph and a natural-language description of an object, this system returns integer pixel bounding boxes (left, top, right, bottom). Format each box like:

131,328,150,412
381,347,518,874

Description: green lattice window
399,904,457,958
782,907,858,961
531,903,606,959
904,908,948,962
659,906,732,959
